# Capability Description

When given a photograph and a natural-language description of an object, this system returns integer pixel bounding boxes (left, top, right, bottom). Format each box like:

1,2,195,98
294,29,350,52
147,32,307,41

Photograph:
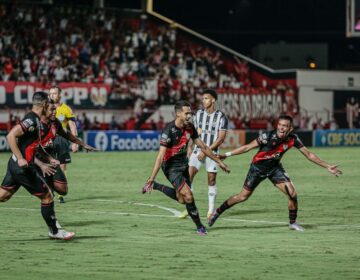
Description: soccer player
179,89,228,219
49,86,78,203
142,100,230,235
0,91,75,240
35,102,96,196
208,115,342,231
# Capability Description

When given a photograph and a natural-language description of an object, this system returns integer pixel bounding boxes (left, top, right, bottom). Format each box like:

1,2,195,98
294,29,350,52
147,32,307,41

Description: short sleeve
19,114,38,133
256,131,270,145
160,126,171,147
219,115,228,131
65,105,75,119
191,123,199,140
293,134,304,149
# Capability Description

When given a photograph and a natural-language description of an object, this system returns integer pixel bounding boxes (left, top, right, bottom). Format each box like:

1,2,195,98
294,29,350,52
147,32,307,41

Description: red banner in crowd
216,88,297,119
0,82,130,109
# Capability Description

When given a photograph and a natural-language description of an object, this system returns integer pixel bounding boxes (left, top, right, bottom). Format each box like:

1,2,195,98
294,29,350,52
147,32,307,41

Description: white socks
208,185,217,214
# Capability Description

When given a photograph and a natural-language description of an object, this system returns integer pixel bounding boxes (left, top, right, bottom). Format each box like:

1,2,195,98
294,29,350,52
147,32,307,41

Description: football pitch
0,147,359,280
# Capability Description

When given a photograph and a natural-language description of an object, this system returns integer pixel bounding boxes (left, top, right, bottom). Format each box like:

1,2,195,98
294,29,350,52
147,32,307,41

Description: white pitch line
1,206,360,230
95,199,181,217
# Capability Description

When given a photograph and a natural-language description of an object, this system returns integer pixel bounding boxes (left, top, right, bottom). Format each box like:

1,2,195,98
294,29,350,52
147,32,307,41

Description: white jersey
193,109,228,152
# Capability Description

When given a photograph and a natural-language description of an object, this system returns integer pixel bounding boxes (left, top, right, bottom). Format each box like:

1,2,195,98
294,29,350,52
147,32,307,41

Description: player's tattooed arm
194,138,230,173
6,124,28,167
299,146,343,177
57,124,97,152
68,119,79,153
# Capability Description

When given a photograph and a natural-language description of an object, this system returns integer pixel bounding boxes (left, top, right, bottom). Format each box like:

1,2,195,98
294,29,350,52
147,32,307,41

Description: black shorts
162,165,191,192
51,166,67,186
0,158,50,197
54,135,71,164
243,163,291,191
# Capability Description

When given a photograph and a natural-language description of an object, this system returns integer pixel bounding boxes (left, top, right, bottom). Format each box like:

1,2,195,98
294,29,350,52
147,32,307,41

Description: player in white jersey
179,89,228,218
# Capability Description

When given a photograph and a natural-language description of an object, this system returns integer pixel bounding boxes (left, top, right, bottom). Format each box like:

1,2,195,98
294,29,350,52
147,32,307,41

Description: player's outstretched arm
299,146,343,177
220,139,259,159
57,125,97,152
6,125,28,168
194,138,230,173
68,119,79,153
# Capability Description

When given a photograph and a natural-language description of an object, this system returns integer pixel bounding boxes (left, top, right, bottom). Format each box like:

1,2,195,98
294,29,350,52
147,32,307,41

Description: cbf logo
94,132,109,151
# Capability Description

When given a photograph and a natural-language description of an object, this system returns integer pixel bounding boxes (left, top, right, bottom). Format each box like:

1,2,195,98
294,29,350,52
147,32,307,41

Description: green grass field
0,147,359,280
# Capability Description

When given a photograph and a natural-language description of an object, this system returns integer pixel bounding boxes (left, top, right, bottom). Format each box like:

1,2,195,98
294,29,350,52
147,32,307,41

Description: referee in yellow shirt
49,86,79,203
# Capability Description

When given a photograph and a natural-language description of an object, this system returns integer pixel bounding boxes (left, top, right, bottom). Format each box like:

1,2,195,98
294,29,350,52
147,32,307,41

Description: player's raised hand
218,161,230,173
327,165,343,177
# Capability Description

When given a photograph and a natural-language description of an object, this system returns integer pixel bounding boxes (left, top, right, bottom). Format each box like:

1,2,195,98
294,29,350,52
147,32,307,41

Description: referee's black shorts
54,135,71,164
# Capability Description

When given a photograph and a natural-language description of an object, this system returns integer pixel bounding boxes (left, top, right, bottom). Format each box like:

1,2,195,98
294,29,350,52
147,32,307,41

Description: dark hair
174,100,191,113
202,88,217,100
32,91,50,106
279,115,293,124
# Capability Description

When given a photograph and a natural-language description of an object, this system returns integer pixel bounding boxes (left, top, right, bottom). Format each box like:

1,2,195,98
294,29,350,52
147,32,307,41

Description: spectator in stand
82,112,91,130
109,115,118,130
124,115,137,130
157,115,165,130
91,116,101,130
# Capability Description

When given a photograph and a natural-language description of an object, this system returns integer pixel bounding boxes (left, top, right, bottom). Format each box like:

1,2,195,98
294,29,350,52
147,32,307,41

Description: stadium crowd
1,4,337,130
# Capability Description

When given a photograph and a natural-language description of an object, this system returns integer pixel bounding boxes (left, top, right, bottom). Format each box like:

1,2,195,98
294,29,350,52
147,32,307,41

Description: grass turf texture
0,147,359,280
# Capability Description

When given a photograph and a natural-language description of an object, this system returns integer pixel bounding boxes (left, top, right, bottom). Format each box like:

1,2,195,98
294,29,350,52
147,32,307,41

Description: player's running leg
178,183,207,235
178,165,199,219
275,182,304,232
208,188,253,227
207,172,217,218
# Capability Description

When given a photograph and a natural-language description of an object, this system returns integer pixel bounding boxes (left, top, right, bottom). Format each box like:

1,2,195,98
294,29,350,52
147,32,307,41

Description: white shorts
189,150,218,173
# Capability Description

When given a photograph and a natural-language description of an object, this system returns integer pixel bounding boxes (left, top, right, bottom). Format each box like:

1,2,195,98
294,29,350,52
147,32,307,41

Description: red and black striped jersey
160,121,199,168
17,111,43,163
252,130,304,170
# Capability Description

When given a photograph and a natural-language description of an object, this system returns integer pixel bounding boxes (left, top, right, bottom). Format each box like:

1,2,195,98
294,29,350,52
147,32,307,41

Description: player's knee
38,191,53,203
0,189,12,202
208,179,216,186
183,193,193,204
54,184,68,195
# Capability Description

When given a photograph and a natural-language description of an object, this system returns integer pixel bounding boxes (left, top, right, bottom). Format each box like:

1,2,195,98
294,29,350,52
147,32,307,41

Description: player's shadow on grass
226,209,273,216
2,235,112,242
59,195,122,203
64,220,109,227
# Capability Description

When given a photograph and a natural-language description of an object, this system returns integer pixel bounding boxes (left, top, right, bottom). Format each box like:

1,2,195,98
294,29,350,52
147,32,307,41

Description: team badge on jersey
186,133,191,139
28,126,35,132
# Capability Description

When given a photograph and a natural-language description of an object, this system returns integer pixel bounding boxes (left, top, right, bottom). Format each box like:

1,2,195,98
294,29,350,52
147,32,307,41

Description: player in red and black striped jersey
142,100,230,235
208,115,342,231
34,102,96,197
0,92,75,240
